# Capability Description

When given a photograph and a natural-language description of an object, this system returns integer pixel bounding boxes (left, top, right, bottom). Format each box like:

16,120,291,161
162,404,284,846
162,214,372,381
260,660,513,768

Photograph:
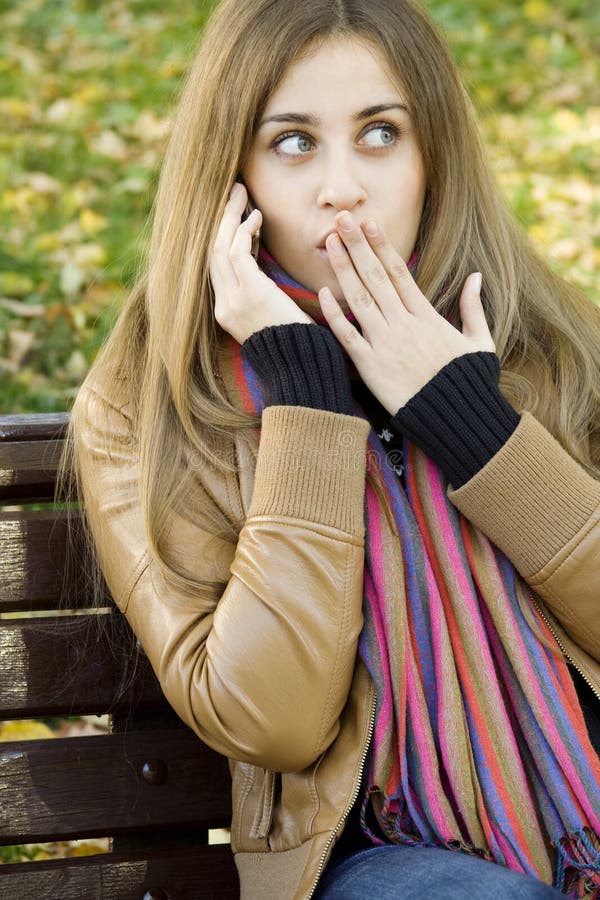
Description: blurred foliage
1,839,109,864
0,0,211,412
425,0,600,302
0,0,599,412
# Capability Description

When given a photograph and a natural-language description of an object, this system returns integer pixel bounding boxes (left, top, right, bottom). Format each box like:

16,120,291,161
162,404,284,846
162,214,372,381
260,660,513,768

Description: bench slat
0,439,64,503
0,844,238,900
0,615,167,718
0,729,231,844
0,509,95,611
0,413,69,443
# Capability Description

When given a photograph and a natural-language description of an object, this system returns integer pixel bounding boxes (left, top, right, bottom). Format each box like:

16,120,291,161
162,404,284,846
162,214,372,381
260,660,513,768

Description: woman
69,0,600,897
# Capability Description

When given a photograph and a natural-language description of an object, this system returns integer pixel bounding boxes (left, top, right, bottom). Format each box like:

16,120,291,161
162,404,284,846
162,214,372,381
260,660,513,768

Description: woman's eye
361,124,399,149
274,133,314,156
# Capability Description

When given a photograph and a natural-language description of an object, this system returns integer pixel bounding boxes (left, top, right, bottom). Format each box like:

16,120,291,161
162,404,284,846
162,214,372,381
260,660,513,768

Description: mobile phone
240,185,261,261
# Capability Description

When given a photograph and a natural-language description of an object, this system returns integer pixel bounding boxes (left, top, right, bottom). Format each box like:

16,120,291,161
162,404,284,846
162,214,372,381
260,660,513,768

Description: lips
316,229,338,250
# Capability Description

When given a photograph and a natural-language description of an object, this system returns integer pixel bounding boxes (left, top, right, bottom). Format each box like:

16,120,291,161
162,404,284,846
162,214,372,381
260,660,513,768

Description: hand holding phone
209,182,314,344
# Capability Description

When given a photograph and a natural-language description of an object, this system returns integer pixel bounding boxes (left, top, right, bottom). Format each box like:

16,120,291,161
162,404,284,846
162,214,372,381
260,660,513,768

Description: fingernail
364,219,378,237
338,211,353,231
472,272,482,293
229,183,243,201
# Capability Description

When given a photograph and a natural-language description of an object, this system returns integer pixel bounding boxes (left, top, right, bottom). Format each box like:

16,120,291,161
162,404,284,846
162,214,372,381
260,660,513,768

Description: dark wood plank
0,413,69,443
0,439,64,502
110,710,210,857
0,615,168,718
0,509,99,611
0,730,232,844
0,844,239,900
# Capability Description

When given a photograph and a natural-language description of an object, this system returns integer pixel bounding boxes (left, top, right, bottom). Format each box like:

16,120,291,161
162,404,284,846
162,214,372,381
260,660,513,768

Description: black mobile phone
239,184,261,261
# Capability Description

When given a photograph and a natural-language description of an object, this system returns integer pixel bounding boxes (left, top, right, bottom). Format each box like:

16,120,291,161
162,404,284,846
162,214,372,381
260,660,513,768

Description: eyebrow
259,103,409,128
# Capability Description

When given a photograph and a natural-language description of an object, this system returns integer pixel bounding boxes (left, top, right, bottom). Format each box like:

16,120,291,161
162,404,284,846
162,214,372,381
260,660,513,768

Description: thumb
459,272,495,350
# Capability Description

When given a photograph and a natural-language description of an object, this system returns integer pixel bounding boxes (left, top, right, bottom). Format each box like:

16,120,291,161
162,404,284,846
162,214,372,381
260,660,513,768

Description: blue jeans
314,845,565,899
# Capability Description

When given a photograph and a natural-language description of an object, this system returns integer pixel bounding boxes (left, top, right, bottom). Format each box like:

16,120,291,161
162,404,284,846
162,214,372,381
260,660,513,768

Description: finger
318,286,370,357
360,219,431,317
459,272,495,349
227,208,263,281
325,233,386,341
333,211,405,323
212,183,250,275
213,186,258,294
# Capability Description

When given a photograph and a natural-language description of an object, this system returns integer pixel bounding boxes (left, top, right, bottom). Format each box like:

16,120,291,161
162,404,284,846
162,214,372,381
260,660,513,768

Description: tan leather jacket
73,361,600,900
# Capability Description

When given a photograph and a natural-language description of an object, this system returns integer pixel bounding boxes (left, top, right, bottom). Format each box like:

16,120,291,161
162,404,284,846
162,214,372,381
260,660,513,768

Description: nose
316,152,367,212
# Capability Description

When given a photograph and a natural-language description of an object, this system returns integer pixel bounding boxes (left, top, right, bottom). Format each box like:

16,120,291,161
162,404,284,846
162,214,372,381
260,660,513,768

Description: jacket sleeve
72,381,371,773
448,412,600,662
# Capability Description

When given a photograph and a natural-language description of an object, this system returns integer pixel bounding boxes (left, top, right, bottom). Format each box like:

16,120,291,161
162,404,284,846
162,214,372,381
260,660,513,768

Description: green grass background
1,0,599,413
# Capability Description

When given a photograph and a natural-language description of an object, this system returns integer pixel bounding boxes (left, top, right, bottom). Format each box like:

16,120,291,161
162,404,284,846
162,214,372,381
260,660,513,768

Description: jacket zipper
307,686,377,899
527,588,600,702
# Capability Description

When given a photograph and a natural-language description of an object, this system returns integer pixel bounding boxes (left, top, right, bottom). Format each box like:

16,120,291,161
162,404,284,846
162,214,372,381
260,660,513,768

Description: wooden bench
0,413,240,899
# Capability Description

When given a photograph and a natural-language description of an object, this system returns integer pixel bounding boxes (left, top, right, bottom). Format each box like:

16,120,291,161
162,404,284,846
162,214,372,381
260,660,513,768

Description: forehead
263,36,406,115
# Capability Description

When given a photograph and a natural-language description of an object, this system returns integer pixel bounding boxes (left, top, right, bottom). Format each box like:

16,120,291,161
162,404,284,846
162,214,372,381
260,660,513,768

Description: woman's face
242,36,426,304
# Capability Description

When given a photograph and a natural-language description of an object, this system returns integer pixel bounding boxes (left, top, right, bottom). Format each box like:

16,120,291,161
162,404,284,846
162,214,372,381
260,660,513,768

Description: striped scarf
228,246,600,896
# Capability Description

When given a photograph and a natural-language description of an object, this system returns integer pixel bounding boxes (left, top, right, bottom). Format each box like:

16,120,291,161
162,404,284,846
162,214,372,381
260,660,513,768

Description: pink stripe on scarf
424,458,537,870
405,634,455,837
365,481,394,738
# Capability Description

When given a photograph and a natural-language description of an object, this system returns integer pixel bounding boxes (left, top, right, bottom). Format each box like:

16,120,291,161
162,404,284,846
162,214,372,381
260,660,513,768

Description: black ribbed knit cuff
241,323,355,415
390,351,520,488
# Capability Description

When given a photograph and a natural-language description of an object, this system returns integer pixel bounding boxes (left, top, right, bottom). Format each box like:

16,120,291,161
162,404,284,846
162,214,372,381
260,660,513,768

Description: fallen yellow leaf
79,209,108,235
523,0,551,22
553,109,581,134
0,271,35,296
66,842,107,858
0,720,55,741
34,231,63,251
71,242,107,266
0,97,36,120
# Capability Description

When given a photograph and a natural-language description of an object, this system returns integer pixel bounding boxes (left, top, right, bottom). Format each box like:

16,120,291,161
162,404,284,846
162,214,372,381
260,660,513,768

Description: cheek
398,178,426,232
258,218,297,270
411,186,426,224
260,210,290,250
240,161,280,221
394,149,426,208
258,201,301,255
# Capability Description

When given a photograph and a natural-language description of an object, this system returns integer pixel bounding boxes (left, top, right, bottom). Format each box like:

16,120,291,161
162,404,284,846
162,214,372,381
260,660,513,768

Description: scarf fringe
363,790,600,898
555,829,600,898
360,788,495,861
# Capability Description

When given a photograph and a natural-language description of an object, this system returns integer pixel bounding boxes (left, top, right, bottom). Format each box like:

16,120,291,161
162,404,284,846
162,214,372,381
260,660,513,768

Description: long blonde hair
68,0,600,594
